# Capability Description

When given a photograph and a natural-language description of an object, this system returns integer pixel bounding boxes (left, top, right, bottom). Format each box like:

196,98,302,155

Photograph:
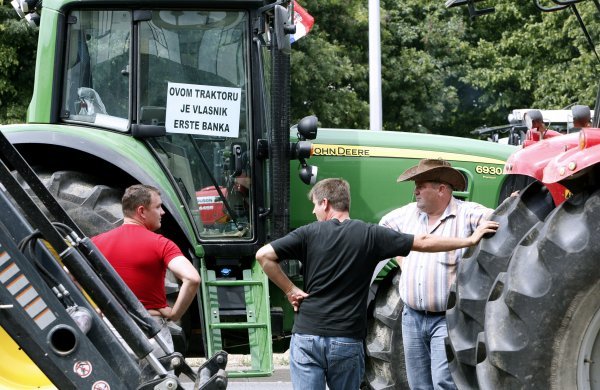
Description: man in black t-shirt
255,178,498,390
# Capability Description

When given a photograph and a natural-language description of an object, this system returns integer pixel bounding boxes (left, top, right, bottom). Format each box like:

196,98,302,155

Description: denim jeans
289,333,364,390
402,306,457,390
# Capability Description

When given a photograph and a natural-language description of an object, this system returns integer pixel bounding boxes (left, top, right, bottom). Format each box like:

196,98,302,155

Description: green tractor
0,0,518,388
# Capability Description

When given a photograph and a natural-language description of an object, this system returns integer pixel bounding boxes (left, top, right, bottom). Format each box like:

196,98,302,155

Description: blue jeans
289,333,364,390
402,306,457,390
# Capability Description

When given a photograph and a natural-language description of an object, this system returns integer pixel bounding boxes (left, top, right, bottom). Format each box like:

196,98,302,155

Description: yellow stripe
312,144,507,165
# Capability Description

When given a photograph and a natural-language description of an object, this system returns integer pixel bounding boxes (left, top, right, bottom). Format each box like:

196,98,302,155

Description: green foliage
291,0,600,136
1,1,599,135
0,4,37,124
291,0,370,129
458,1,599,119
379,0,465,134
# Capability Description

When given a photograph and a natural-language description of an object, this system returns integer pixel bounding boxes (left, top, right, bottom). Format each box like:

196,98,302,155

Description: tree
2,1,599,134
291,0,600,136
0,4,37,124
380,0,464,134
457,1,599,122
291,0,370,129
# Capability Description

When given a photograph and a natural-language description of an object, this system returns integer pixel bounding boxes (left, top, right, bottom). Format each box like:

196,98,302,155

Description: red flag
291,1,314,43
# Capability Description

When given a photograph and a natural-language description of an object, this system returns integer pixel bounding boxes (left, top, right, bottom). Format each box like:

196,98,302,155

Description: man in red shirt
92,184,200,371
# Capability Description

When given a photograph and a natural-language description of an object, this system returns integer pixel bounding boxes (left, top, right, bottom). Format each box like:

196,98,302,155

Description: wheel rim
578,302,600,390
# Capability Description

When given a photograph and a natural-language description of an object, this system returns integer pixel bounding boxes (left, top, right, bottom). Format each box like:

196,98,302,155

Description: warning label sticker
73,361,92,378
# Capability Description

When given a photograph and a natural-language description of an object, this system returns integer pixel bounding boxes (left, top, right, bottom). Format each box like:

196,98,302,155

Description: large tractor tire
497,174,536,204
365,269,409,390
445,181,554,388
17,170,123,237
475,190,600,389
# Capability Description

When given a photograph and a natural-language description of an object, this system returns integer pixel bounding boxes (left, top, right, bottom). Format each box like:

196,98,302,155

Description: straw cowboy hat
397,159,466,191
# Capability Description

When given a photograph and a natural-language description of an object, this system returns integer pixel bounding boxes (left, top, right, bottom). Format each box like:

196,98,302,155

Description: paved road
178,354,297,389
180,368,293,389
227,369,293,389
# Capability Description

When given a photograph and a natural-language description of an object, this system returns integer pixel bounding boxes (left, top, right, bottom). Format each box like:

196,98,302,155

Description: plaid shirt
379,197,492,312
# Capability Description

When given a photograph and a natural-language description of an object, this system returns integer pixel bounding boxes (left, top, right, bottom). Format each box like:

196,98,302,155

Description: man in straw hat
379,159,494,389
256,178,498,390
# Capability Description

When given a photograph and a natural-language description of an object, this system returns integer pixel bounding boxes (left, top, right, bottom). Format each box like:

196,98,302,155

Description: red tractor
196,187,229,226
196,180,249,230
444,2,600,389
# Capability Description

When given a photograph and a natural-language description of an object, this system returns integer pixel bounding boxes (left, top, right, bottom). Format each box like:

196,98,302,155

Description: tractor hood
544,128,600,184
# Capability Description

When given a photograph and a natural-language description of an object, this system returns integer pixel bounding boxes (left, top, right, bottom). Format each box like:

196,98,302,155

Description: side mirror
274,4,294,54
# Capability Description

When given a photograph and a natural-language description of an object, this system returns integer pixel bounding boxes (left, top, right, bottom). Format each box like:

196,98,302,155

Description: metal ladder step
210,322,268,330
199,258,273,378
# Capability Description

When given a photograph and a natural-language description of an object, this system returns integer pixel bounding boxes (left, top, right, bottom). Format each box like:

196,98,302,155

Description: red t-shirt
92,224,183,309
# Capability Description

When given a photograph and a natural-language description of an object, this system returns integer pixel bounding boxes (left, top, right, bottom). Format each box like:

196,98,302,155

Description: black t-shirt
270,218,413,339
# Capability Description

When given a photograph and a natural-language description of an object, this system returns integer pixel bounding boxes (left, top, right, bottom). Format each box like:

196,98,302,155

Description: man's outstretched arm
412,220,499,252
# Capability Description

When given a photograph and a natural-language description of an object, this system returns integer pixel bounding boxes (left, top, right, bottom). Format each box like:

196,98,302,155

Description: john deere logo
311,144,506,165
313,145,371,156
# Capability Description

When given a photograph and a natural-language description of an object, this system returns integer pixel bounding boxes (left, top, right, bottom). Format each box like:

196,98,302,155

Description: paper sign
165,82,241,137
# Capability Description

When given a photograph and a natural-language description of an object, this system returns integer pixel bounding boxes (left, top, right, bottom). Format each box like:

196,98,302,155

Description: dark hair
308,178,351,212
122,184,160,217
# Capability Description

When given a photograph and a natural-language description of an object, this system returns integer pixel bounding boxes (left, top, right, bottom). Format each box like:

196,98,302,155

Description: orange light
579,129,587,150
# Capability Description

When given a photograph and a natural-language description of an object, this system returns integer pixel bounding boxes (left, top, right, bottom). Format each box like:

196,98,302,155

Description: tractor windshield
61,9,254,239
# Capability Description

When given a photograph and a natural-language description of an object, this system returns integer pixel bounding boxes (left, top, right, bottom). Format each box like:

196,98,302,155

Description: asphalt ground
181,353,293,389
179,369,292,390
